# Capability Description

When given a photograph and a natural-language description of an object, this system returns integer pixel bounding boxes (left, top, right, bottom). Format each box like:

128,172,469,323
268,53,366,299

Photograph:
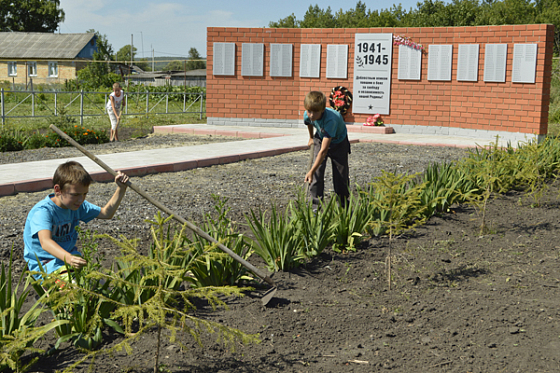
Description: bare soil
2,132,560,372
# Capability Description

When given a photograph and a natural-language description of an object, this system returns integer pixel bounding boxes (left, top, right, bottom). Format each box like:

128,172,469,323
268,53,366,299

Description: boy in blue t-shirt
24,161,129,279
303,91,351,207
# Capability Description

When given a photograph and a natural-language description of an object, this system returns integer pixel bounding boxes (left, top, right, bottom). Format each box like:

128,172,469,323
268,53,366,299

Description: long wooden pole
49,124,276,287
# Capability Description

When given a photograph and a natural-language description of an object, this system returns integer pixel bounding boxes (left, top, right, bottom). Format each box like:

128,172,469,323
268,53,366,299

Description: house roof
0,32,96,59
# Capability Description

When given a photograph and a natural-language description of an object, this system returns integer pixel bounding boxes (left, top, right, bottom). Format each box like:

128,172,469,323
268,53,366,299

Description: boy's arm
306,122,314,147
37,230,87,269
305,137,331,183
97,171,129,219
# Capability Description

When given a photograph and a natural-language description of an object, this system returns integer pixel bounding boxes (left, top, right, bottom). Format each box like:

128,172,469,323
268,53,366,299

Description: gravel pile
0,132,472,266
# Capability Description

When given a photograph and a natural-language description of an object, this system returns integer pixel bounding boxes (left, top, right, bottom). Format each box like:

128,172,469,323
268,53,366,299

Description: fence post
183,92,186,113
166,93,169,114
146,91,149,118
199,92,203,120
54,92,58,115
1,88,4,128
32,89,35,117
80,89,84,125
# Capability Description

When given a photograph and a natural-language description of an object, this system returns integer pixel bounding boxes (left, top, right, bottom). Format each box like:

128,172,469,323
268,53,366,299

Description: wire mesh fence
0,88,206,128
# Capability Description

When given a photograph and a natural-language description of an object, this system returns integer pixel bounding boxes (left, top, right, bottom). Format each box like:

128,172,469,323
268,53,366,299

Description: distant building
126,69,206,87
0,32,98,86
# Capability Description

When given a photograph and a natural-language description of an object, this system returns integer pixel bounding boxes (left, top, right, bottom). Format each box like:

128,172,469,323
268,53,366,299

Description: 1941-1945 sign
353,33,393,115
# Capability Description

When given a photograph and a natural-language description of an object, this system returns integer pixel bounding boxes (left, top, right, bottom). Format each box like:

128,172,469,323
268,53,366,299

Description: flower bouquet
364,114,384,126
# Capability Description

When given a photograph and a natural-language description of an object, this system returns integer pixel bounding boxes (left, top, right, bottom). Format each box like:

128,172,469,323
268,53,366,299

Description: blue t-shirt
23,194,101,274
304,107,347,145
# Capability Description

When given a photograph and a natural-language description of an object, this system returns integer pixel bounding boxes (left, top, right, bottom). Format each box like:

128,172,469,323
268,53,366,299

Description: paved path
0,124,509,197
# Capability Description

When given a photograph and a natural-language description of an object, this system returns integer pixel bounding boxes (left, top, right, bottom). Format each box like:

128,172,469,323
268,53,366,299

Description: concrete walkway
0,124,510,197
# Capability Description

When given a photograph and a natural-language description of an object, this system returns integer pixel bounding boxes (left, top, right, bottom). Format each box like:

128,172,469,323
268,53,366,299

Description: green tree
0,0,64,32
300,5,337,28
116,44,137,64
335,1,370,28
534,0,560,53
269,13,300,27
186,47,206,70
164,60,185,71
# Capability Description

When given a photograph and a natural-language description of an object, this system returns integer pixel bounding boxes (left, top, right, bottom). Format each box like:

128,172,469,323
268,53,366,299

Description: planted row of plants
1,202,258,373
0,124,108,152
3,136,560,372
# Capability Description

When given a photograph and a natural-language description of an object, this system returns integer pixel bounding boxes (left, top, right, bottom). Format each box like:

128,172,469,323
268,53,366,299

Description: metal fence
0,88,206,127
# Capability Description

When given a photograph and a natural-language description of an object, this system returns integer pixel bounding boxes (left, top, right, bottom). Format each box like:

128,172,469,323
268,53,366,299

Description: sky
57,0,420,60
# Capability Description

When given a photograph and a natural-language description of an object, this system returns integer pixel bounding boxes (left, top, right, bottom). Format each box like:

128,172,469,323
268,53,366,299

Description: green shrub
245,203,305,272
1,249,67,372
187,195,254,287
290,190,337,258
331,191,372,253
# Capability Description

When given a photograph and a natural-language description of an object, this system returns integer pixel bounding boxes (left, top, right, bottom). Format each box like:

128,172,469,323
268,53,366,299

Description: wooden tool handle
49,124,275,287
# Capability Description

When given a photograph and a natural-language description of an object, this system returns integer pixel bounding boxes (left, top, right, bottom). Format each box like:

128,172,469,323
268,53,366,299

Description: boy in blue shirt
303,91,351,207
24,161,129,280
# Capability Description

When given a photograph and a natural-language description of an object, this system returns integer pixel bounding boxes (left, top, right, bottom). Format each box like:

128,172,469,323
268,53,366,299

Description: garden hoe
49,124,277,306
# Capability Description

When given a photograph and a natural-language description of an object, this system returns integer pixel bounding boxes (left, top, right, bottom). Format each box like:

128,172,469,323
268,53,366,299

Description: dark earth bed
2,131,558,372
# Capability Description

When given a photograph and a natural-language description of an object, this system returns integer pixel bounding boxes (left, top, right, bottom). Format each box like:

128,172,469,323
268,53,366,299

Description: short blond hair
304,91,326,112
113,82,121,90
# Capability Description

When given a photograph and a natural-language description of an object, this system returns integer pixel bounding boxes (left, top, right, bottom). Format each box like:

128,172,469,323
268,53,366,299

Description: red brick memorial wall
207,25,555,142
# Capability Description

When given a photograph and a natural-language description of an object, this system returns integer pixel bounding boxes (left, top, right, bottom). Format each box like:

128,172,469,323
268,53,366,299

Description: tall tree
335,1,370,28
299,5,336,28
116,45,137,64
269,13,299,28
164,60,185,71
186,48,206,71
0,0,65,32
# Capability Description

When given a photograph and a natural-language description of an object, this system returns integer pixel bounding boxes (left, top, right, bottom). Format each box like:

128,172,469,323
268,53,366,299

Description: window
28,62,37,76
48,61,58,77
7,62,17,76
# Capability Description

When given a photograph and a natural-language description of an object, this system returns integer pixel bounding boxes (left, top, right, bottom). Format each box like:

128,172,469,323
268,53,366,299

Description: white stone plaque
300,44,321,78
484,44,508,82
457,44,479,82
397,44,422,80
512,44,537,84
241,43,264,76
353,33,393,115
326,45,348,79
270,44,293,77
213,42,235,76
427,45,453,81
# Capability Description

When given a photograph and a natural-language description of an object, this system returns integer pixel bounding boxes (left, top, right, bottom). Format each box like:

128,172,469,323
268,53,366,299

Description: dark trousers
309,134,350,207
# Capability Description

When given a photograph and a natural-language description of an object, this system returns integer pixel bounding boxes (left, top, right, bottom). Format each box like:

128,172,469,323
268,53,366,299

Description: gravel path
0,132,472,265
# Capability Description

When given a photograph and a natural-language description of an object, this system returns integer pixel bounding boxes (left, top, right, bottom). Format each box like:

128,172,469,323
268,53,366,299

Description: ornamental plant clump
393,35,424,51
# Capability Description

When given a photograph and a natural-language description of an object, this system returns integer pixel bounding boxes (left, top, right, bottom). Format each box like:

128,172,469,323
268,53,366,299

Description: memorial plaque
457,44,479,82
241,43,264,76
352,33,393,115
300,44,321,78
326,44,348,79
512,44,537,84
213,42,235,76
397,44,422,80
483,44,507,82
427,45,452,81
270,44,293,77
